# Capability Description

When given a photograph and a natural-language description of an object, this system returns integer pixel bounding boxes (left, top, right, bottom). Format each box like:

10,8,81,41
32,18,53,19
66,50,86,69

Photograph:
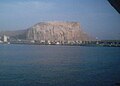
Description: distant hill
0,30,27,40
0,21,93,41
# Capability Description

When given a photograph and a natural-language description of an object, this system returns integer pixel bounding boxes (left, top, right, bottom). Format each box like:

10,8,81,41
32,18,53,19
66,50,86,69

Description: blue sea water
0,44,120,86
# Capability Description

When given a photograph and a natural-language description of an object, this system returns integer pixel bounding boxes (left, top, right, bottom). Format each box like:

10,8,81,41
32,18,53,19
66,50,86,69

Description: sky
0,0,120,40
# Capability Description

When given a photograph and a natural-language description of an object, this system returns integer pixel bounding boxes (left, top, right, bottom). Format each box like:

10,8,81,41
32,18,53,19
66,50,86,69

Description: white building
48,40,51,45
3,35,8,42
56,42,60,45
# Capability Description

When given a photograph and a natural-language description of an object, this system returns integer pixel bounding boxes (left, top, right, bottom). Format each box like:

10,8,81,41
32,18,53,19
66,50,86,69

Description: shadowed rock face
27,22,90,41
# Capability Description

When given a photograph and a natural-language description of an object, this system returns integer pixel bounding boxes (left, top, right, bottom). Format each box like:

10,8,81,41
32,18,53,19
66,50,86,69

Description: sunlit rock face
0,21,92,41
27,22,90,42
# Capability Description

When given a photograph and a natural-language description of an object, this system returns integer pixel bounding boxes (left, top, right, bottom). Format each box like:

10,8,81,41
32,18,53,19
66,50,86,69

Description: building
3,35,8,42
1,35,9,43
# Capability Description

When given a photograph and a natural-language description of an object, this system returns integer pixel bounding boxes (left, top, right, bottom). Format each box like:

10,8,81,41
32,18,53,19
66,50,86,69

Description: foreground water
0,44,120,86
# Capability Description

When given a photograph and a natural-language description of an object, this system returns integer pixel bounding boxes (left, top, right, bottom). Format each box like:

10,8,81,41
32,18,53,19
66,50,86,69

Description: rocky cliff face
27,22,90,42
0,22,91,41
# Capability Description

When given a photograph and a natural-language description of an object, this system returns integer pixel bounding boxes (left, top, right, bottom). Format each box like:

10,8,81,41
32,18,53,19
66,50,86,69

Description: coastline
0,40,120,47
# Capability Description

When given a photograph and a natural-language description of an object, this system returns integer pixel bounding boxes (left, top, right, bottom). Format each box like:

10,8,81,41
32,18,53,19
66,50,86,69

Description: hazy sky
0,0,120,40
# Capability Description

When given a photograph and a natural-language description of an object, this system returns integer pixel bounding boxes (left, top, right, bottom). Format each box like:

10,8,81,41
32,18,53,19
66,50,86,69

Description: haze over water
0,44,120,86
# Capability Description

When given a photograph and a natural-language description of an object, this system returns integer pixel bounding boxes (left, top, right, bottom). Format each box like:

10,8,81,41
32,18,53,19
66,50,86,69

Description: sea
0,44,120,86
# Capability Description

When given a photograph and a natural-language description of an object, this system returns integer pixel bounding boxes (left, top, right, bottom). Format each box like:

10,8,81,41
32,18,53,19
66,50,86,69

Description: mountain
27,22,91,42
0,22,92,41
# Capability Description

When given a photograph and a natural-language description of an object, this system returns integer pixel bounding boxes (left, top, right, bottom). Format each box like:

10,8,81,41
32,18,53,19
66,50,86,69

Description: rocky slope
27,22,90,42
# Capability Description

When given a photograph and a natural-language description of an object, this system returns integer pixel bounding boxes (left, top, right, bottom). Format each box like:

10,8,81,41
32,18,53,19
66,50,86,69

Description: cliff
26,22,90,42
0,21,92,41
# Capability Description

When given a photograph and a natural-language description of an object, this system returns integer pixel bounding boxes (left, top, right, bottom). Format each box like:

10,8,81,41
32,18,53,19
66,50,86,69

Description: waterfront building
48,40,51,45
56,42,60,45
3,35,9,42
30,40,35,43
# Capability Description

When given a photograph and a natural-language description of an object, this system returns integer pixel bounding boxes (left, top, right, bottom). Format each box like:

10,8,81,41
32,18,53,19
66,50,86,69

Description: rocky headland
0,21,91,42
27,22,90,42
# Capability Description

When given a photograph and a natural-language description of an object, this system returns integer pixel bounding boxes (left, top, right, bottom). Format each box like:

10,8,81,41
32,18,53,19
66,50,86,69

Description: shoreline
0,42,120,47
